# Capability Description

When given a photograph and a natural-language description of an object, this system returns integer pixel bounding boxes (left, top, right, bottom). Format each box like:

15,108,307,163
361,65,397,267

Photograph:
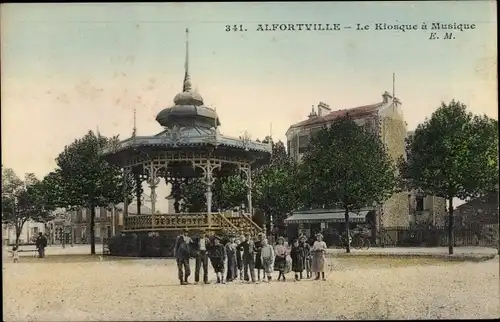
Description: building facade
407,191,447,226
2,219,46,245
286,92,418,229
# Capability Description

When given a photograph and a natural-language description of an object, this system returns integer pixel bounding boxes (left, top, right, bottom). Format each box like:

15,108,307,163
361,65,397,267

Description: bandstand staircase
215,212,263,237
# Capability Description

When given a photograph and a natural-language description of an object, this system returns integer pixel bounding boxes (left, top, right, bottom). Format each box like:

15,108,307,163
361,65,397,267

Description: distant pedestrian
209,236,227,284
174,228,192,285
260,238,275,282
274,237,287,281
11,246,19,263
311,233,327,281
192,230,210,284
225,235,238,282
35,232,47,258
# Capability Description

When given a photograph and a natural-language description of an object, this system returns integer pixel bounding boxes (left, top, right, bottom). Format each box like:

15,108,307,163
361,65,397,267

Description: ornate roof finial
132,108,137,138
182,28,192,92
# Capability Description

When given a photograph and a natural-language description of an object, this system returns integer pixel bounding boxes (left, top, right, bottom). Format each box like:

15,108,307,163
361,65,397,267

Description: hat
278,236,285,242
199,229,206,234
316,233,323,238
182,228,189,233
213,235,221,241
257,232,264,237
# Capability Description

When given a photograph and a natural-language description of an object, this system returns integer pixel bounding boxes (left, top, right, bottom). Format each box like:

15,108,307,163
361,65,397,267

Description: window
416,197,424,212
82,208,87,222
95,226,101,237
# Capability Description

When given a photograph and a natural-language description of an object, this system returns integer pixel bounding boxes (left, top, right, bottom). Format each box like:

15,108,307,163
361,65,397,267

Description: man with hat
174,228,192,285
192,229,211,284
237,232,256,283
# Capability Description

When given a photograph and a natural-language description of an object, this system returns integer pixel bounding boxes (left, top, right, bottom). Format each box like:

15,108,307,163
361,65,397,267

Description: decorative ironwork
239,131,251,151
164,125,184,147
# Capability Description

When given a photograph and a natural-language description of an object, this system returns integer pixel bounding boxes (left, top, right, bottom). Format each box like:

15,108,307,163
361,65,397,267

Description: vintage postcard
1,2,498,321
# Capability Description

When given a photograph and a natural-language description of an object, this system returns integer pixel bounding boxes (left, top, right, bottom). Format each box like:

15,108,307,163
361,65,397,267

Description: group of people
173,228,329,285
9,232,48,263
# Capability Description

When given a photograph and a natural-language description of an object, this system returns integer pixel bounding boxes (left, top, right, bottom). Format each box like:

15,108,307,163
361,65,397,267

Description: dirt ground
2,255,499,321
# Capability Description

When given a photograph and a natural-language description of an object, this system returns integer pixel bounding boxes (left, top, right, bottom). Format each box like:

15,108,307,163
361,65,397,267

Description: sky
1,2,497,211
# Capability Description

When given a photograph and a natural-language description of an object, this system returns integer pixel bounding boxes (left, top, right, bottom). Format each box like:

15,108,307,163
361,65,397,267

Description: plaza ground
2,248,499,321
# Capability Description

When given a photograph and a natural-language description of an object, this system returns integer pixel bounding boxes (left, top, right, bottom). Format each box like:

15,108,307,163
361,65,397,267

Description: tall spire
182,28,192,92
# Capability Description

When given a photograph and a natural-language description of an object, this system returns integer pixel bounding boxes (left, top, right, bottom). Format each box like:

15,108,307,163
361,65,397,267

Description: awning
284,210,370,224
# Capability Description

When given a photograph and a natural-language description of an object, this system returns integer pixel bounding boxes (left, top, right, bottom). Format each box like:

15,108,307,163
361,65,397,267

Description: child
260,238,275,282
11,246,19,263
299,235,312,279
290,239,305,281
209,236,227,284
274,237,287,281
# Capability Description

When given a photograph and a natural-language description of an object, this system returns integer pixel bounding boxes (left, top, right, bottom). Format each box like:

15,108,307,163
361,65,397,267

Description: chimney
382,91,392,103
308,105,317,119
317,102,331,117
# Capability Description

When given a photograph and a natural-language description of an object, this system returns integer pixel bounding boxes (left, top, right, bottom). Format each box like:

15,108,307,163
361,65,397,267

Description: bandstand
101,29,271,256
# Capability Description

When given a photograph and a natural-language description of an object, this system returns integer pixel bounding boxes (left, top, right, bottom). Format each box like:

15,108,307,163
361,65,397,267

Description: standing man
193,229,210,284
174,228,192,285
35,232,47,258
237,233,256,283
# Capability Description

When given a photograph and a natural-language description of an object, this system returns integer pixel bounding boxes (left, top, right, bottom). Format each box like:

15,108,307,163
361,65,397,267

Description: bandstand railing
122,212,263,234
124,213,210,231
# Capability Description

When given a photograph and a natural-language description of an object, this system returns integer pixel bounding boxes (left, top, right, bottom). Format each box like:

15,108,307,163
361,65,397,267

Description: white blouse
312,241,327,252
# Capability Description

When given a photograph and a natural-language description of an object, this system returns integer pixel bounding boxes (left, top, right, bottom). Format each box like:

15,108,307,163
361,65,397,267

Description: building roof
284,209,372,224
288,102,383,132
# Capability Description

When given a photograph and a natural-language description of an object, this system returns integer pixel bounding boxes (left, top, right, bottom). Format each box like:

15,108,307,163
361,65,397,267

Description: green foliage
45,130,134,254
253,140,300,228
2,168,55,245
399,100,498,254
400,100,498,200
299,116,398,211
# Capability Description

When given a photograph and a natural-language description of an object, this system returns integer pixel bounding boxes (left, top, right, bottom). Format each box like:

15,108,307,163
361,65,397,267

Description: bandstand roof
101,28,271,163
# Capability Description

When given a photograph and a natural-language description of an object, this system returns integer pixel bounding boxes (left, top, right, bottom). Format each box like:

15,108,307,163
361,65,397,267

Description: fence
377,224,499,248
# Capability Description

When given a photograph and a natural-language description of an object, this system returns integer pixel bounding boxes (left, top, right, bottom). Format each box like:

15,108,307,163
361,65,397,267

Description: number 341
225,24,246,32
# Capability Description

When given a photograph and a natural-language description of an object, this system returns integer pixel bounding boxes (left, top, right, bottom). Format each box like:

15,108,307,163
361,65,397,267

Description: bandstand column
146,163,161,226
134,172,142,215
241,165,253,215
198,159,220,230
122,168,131,227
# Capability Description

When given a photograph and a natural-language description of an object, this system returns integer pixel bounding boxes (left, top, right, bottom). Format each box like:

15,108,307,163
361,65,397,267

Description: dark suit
237,240,255,282
174,235,192,283
191,236,210,283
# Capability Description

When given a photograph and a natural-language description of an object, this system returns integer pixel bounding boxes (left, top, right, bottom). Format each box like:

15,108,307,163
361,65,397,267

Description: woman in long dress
311,233,327,281
290,239,304,281
273,237,287,281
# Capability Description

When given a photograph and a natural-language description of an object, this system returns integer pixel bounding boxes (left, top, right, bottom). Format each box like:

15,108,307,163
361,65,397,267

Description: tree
299,116,398,253
2,168,55,246
253,139,300,235
48,130,133,254
399,100,498,254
